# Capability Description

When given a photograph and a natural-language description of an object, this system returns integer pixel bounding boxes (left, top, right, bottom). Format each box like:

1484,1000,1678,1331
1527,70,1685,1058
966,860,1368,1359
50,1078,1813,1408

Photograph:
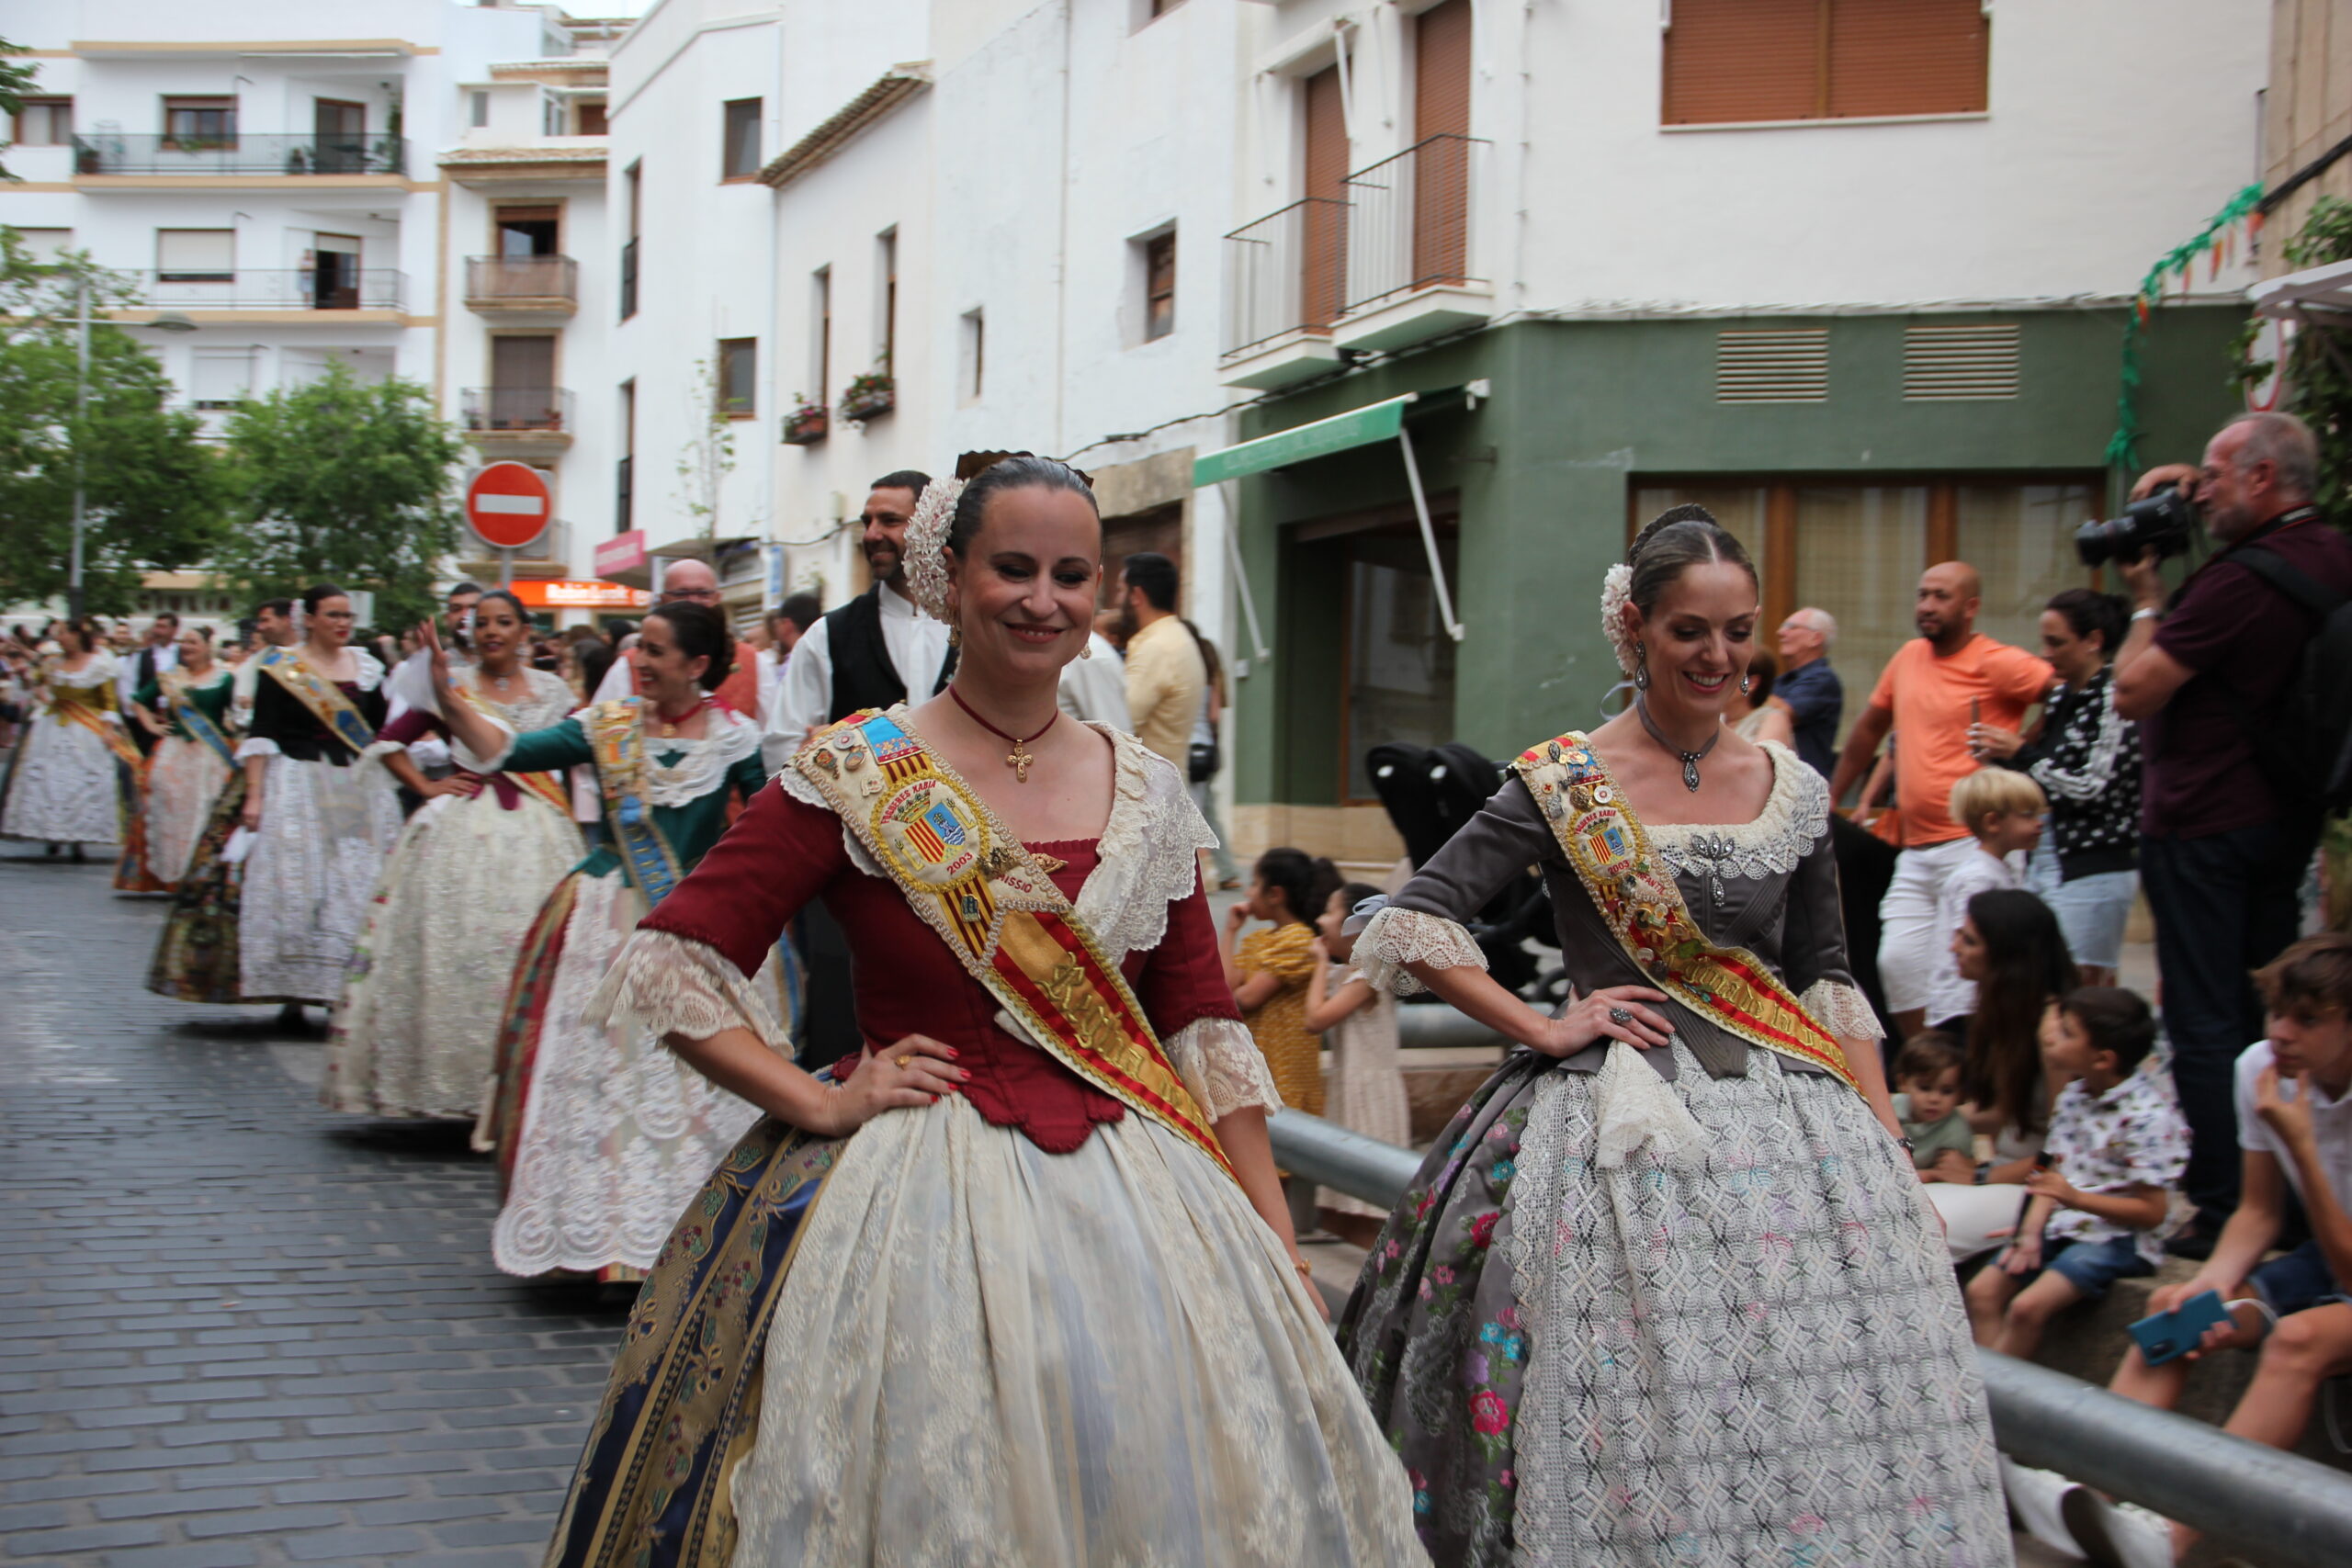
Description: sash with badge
159,669,236,767
256,645,376,757
585,699,686,904
1512,730,1859,1089
795,708,1238,1181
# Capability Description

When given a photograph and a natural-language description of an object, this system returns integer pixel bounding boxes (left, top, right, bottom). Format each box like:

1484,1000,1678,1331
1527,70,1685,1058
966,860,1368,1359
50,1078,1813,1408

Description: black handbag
1187,739,1219,784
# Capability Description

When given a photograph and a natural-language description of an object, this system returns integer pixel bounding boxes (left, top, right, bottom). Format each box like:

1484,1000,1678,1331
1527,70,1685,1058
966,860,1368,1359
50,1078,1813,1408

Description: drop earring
948,625,963,648
1078,636,1092,660
1633,651,1649,692
1740,671,1752,695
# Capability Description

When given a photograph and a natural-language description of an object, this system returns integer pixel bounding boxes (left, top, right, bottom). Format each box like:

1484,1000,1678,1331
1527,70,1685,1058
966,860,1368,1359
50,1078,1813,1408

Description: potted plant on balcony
782,395,828,446
839,367,895,423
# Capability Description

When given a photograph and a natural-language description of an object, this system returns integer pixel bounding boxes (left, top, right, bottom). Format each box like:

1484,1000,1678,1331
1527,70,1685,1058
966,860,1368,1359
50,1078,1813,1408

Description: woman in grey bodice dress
1336,507,2007,1568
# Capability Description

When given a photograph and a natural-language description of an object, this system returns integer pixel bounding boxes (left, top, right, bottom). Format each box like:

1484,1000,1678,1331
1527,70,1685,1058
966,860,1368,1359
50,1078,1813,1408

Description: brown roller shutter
1662,0,1819,126
1302,64,1349,329
1414,0,1472,139
1413,0,1474,287
1826,0,1988,118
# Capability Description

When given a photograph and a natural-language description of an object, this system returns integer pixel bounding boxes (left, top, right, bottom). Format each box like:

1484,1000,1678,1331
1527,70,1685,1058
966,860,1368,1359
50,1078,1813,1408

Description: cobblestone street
0,853,621,1567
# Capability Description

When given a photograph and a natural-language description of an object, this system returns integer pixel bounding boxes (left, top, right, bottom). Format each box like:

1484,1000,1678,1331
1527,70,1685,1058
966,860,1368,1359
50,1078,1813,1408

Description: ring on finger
1607,1007,1634,1026
894,1054,913,1068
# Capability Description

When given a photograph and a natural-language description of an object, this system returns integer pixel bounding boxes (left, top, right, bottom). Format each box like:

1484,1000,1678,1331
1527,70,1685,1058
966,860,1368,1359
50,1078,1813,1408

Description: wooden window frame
16,97,72,146
1142,229,1177,343
717,336,758,420
720,97,763,182
163,96,238,150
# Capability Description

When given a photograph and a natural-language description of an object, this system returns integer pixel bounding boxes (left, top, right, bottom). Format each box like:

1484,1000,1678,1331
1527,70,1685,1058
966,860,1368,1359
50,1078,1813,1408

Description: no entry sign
465,462,552,551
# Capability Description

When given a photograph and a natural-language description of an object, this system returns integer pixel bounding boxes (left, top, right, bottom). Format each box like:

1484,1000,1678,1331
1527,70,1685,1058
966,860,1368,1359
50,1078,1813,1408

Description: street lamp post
65,274,196,622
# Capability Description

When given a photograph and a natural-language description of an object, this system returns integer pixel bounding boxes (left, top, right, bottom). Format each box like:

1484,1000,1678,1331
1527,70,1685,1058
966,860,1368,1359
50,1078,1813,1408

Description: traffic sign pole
500,547,514,591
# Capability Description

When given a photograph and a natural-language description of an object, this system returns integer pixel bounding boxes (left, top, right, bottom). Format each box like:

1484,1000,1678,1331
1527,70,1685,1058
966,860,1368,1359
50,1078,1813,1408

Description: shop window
1343,526,1458,801
1956,480,2104,654
1662,0,1989,127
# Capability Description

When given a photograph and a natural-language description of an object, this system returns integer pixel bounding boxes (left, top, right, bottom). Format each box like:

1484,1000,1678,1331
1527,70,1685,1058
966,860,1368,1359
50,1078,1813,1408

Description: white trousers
1876,836,1979,1016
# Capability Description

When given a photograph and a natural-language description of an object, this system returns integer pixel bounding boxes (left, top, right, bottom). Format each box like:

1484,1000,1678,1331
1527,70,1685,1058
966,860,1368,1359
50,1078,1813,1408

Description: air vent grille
1903,323,2020,400
1715,329,1829,403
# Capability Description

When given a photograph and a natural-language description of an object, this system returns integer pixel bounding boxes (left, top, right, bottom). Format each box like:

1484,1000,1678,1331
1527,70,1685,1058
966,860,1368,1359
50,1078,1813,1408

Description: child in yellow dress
1221,846,1338,1234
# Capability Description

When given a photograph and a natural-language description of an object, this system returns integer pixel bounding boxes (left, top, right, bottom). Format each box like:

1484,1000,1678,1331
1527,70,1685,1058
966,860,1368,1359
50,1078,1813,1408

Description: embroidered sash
587,700,686,905
1511,731,1859,1089
256,646,374,756
453,684,572,818
159,671,236,767
794,708,1237,1182
51,682,144,769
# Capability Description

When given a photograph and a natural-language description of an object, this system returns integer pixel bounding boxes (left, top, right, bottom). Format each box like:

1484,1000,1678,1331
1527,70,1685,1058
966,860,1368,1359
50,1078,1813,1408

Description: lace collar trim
576,703,759,808
1645,741,1830,890
46,654,119,688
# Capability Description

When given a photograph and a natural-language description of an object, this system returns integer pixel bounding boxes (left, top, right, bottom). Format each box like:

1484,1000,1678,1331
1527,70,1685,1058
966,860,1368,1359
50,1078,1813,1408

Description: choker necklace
1635,696,1720,792
652,694,707,739
947,684,1056,783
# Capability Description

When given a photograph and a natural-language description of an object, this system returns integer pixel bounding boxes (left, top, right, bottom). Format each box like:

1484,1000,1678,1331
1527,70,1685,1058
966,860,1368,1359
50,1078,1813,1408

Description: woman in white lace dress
1338,507,2005,1567
324,590,583,1122
1,619,132,860
534,455,1420,1567
427,602,779,1282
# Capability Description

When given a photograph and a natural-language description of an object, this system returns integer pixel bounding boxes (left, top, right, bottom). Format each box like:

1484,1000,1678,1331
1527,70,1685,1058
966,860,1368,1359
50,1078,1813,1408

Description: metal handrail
460,386,574,434
137,268,406,311
1221,195,1350,358
1266,1109,2352,1568
465,254,580,304
72,133,409,176
1340,132,1487,315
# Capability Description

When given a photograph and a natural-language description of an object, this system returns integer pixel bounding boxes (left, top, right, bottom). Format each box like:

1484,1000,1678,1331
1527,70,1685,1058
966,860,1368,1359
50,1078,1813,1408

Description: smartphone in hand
2127,1290,2230,1366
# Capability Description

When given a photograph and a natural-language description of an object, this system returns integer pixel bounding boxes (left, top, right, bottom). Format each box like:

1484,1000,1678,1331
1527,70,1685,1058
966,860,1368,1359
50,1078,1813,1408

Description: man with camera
2113,411,2352,1255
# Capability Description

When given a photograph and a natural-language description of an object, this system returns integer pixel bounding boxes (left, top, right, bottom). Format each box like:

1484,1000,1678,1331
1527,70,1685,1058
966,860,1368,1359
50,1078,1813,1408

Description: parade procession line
0,852,626,1568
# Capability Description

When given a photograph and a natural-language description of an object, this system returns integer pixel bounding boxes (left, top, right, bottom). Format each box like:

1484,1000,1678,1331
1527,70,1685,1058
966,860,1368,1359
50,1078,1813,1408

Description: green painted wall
1230,305,2249,807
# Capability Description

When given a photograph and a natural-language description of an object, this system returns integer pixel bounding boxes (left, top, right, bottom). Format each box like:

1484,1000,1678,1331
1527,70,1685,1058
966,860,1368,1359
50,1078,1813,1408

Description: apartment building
0,0,622,619
1215,0,2269,857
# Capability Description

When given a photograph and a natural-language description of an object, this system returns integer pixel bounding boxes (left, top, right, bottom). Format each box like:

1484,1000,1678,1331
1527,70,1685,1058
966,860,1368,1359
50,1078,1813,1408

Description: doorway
313,99,366,173
311,233,360,310
489,337,560,429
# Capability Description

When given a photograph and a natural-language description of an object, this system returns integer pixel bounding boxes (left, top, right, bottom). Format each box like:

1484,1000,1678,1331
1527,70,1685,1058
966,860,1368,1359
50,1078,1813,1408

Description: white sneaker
1999,1455,2087,1559
2062,1491,2175,1568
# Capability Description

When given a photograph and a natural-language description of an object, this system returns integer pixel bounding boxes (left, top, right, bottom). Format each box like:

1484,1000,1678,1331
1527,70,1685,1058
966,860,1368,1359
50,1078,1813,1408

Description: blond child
1303,886,1410,1219
1924,768,2046,1030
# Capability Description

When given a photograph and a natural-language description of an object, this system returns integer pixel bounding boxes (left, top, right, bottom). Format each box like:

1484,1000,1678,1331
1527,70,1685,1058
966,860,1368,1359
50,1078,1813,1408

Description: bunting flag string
2106,182,2266,475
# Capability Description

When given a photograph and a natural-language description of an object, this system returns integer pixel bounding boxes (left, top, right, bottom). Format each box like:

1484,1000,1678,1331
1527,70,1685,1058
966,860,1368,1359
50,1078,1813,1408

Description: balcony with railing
1217,197,1350,390
464,255,579,316
461,387,575,449
72,134,410,179
1330,133,1490,353
139,269,407,313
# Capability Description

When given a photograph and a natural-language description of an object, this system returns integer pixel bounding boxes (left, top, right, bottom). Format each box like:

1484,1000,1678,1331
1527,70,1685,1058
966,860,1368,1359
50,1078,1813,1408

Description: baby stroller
1365,741,1562,1003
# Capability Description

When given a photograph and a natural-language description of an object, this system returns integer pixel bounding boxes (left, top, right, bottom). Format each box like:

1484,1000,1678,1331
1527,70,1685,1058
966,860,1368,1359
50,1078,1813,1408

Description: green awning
1190,393,1417,487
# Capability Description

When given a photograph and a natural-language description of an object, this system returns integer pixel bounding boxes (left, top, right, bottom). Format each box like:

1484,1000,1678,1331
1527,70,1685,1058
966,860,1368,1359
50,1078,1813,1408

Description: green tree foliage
2239,196,2352,531
216,361,466,633
0,231,228,615
0,38,41,182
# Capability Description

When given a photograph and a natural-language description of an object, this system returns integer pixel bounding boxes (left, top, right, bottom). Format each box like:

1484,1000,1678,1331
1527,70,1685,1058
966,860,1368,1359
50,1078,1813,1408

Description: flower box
782,405,828,446
840,376,895,423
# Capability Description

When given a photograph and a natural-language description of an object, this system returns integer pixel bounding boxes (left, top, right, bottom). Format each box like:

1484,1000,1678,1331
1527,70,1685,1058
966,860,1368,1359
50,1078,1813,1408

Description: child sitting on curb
1894,1030,1975,1183
2047,932,2352,1568
1966,987,2187,1359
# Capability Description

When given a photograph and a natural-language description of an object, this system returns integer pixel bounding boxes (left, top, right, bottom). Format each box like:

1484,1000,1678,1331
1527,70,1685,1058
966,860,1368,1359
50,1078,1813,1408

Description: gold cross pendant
1007,740,1035,783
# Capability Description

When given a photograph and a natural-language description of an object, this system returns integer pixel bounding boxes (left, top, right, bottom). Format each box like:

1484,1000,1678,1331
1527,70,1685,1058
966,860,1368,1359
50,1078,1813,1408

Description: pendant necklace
1635,695,1720,792
948,684,1057,783
653,694,707,739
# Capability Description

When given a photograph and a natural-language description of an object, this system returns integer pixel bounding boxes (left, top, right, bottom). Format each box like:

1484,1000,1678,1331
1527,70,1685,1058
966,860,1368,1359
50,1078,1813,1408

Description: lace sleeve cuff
1356,905,1487,996
1800,978,1883,1043
584,929,788,1053
233,738,280,761
450,716,517,774
1162,1016,1283,1121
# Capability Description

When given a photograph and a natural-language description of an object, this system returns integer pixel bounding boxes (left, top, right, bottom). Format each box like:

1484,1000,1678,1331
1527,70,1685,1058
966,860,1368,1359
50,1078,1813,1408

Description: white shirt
1057,634,1132,731
763,583,951,774
2235,1039,2352,1218
119,640,178,708
755,646,786,733
1923,844,2026,1026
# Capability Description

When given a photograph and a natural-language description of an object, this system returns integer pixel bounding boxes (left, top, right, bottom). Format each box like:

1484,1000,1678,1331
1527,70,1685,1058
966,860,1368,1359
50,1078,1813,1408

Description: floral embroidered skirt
1338,1044,2007,1568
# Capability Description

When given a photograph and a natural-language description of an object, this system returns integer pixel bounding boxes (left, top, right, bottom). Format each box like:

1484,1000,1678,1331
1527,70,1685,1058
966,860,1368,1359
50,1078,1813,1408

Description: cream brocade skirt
730,1090,1426,1567
325,787,582,1120
0,710,121,845
146,736,231,886
239,755,404,1003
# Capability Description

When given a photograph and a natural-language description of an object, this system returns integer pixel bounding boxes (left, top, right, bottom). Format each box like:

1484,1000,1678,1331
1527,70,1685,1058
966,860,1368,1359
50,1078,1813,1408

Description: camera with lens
2075,482,2200,567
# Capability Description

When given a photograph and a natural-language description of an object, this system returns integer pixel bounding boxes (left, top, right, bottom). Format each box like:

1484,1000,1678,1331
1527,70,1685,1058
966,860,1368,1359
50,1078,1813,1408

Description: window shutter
1663,0,1820,126
1301,65,1349,330
156,230,234,279
189,352,255,408
1414,0,1472,141
1826,0,1988,118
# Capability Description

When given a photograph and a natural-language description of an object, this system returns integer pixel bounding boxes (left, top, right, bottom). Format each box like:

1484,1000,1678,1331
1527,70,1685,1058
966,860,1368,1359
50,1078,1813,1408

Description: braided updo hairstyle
1625,504,1759,617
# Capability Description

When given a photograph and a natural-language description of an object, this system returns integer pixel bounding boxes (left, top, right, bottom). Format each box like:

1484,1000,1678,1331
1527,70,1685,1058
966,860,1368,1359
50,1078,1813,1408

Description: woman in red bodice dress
544,454,1420,1568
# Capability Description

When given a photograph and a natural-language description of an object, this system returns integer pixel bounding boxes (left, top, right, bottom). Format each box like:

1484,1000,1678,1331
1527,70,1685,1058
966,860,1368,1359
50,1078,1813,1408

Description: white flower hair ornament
899,476,966,626
1599,562,1637,674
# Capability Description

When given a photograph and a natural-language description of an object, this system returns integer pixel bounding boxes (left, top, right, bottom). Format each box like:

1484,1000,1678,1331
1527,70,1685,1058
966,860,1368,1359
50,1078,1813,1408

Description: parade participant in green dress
130,626,236,888
424,603,778,1280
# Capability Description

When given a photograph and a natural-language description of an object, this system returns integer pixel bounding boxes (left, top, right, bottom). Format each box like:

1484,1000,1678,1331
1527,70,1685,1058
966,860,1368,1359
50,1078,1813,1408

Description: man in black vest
763,470,956,1070
120,612,180,756
763,469,956,771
